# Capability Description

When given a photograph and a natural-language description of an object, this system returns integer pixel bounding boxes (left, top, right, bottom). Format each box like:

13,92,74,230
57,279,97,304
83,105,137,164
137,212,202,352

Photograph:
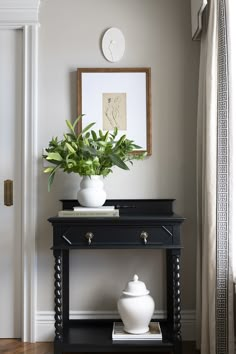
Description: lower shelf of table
54,320,181,353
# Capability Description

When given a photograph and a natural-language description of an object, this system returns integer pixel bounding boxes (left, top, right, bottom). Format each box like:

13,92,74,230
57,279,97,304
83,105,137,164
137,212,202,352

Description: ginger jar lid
123,274,150,296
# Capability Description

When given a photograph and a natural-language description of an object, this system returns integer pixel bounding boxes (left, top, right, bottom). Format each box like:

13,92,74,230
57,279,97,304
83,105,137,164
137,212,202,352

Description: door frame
0,0,40,342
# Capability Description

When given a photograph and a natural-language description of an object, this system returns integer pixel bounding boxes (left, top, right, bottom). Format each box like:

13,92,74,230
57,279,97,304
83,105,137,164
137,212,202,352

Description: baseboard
36,310,196,342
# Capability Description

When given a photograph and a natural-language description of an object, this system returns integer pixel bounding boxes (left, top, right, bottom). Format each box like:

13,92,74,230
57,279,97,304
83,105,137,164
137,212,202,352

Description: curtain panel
196,0,234,353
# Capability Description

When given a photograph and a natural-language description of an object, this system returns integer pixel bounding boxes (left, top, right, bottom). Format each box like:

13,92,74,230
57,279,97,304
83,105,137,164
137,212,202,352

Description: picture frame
77,68,152,155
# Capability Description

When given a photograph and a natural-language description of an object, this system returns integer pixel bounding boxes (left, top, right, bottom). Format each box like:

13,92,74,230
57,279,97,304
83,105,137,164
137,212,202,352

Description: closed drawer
55,225,174,248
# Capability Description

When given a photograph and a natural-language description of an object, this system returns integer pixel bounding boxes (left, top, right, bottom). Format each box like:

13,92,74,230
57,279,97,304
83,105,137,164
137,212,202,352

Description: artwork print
102,93,127,130
77,68,152,154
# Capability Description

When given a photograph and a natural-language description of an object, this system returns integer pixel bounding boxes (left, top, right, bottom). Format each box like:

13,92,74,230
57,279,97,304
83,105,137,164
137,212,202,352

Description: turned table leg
54,250,63,341
167,249,182,354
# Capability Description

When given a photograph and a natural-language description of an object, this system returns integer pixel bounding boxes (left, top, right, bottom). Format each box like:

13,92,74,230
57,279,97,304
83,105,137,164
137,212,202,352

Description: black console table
48,199,185,354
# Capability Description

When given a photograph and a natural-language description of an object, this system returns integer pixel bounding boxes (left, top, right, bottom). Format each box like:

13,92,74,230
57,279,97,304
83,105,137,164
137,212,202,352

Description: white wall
37,0,200,339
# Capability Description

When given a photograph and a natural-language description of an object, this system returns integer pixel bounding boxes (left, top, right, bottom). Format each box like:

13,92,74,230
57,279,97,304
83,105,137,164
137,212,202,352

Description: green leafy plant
43,115,146,191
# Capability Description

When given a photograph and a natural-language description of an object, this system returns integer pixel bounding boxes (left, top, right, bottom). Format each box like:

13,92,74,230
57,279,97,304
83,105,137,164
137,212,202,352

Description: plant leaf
81,122,96,135
113,126,118,137
91,130,97,141
99,130,103,138
72,115,84,130
109,153,129,170
65,120,75,134
48,171,55,191
46,152,63,161
65,142,76,153
104,131,109,142
81,146,97,155
115,134,126,147
44,167,54,174
131,144,143,149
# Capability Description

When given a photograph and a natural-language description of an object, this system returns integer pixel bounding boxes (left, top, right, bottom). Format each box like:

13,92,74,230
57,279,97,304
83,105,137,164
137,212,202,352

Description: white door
0,29,22,338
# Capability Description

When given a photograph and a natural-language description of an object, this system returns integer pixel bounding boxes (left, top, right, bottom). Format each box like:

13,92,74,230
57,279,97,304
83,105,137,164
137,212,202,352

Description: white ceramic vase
77,176,106,207
117,274,155,334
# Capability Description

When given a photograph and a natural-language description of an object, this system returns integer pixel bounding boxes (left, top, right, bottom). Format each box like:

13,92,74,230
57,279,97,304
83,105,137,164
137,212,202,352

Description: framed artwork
77,68,152,155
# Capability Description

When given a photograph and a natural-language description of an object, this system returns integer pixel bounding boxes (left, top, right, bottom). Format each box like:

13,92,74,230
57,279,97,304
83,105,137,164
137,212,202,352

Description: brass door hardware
4,179,13,206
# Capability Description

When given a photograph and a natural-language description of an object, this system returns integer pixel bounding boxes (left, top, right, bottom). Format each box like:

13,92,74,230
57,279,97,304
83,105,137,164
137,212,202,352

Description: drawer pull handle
85,232,94,245
140,231,149,245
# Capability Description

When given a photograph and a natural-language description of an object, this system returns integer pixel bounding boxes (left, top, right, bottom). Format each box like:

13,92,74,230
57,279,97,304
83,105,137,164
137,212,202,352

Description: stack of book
58,205,119,218
112,322,162,341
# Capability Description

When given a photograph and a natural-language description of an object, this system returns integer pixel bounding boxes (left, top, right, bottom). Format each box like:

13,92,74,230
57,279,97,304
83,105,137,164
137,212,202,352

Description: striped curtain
196,0,235,353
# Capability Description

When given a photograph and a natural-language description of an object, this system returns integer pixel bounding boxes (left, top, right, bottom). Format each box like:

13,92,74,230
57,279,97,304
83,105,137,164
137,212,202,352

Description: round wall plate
102,27,125,62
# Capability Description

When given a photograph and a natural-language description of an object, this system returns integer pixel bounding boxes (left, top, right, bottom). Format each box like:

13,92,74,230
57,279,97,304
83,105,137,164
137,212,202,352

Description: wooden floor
0,339,200,354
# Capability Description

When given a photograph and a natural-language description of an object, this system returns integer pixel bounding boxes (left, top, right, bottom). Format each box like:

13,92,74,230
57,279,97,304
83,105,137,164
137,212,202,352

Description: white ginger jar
117,274,155,334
